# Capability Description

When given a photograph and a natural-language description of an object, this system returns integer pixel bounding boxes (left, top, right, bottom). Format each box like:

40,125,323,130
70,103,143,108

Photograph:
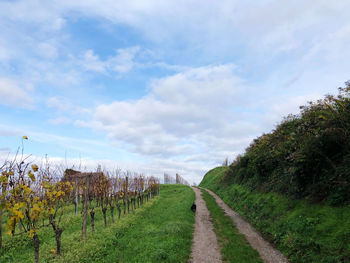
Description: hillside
200,167,350,262
220,83,350,205
199,84,350,262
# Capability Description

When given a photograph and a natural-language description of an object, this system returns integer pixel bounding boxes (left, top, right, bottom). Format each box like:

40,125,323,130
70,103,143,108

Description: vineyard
164,173,189,185
0,150,160,263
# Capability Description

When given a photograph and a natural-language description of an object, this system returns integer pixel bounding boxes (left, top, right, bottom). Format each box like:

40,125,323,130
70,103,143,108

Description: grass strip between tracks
201,189,263,263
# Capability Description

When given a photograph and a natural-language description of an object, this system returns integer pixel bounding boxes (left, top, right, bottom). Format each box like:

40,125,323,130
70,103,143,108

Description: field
0,184,195,263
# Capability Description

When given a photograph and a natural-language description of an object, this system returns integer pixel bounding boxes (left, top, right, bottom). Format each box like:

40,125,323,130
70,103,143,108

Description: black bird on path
191,202,196,212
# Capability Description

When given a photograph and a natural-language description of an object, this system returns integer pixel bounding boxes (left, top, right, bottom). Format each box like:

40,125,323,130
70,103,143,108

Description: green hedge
223,83,350,204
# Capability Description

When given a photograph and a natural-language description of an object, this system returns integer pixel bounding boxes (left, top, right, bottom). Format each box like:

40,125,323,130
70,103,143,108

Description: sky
0,0,350,184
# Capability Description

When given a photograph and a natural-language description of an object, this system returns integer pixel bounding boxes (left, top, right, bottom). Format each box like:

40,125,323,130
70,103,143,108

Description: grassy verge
201,189,263,263
0,184,195,263
200,167,350,263
103,184,195,263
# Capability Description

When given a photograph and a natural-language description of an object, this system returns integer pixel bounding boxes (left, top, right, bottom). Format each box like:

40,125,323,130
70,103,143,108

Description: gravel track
205,188,289,263
189,187,222,263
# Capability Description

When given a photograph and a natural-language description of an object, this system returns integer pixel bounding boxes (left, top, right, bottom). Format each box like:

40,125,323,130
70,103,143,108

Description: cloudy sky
0,0,349,184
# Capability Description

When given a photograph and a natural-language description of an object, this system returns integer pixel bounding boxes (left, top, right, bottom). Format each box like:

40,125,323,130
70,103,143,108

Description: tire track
189,187,222,263
205,188,289,263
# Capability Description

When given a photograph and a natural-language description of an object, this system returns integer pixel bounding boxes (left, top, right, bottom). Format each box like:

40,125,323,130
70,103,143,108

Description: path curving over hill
189,187,222,263
205,188,289,263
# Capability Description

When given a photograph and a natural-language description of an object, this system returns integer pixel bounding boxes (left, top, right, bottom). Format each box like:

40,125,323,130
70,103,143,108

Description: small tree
6,164,46,263
0,160,14,249
43,179,73,255
97,175,110,228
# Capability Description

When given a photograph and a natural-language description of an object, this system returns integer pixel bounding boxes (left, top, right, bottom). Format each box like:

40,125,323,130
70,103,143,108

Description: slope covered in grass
200,168,350,263
0,184,195,263
200,166,228,187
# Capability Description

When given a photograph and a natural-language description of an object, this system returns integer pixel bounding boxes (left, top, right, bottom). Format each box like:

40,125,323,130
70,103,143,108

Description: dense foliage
225,82,350,204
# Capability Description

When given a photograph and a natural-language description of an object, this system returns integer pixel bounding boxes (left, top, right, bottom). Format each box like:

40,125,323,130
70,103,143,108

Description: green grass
103,184,195,262
200,166,228,187
200,167,350,263
201,189,263,263
0,184,195,263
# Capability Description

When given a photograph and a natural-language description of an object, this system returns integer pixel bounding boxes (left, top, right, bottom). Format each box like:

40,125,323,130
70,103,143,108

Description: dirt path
189,187,222,263
205,188,289,263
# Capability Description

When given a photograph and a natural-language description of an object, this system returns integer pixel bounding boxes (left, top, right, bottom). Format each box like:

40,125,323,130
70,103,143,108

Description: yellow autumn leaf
32,204,40,212
31,164,39,172
29,229,34,238
42,181,51,189
22,136,28,140
28,171,35,182
23,185,32,194
15,210,24,219
0,176,7,183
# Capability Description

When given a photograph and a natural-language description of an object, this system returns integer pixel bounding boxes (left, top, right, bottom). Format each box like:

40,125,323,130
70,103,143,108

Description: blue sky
1,0,350,184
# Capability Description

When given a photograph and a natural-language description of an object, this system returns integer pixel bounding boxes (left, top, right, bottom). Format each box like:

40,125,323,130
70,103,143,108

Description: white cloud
91,64,254,161
108,46,140,73
82,50,106,73
50,17,66,31
46,97,91,128
80,47,140,74
270,93,322,117
43,0,349,61
0,1,63,28
37,42,58,59
0,128,21,137
2,1,350,59
0,78,33,108
47,96,91,115
151,64,242,107
0,44,10,61
48,117,71,125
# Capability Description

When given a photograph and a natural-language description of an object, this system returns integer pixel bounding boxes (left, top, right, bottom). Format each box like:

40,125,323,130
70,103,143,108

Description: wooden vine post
0,183,7,250
126,176,129,214
82,173,90,240
75,177,78,215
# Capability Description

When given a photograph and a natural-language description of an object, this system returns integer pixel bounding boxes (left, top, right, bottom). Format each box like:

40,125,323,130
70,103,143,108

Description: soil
205,188,289,263
189,187,222,263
